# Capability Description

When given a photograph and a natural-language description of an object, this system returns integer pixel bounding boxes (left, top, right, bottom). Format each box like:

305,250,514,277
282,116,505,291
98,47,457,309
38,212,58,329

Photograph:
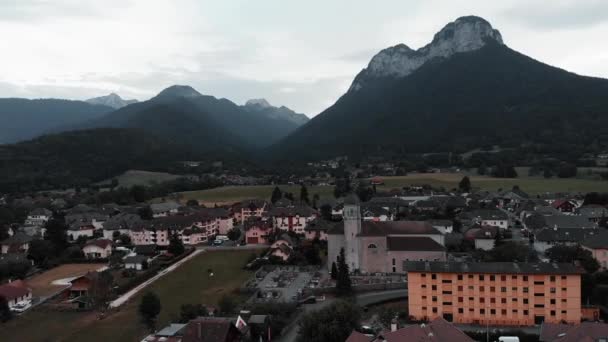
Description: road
277,289,408,342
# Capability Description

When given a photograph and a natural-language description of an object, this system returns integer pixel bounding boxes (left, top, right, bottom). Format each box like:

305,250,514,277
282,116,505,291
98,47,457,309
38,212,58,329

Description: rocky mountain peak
85,93,138,109
349,15,503,92
245,98,272,108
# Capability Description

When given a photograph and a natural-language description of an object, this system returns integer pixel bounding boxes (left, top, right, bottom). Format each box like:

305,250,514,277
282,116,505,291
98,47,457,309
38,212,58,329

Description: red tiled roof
381,317,474,342
345,331,373,342
181,317,242,342
540,322,608,342
0,281,31,300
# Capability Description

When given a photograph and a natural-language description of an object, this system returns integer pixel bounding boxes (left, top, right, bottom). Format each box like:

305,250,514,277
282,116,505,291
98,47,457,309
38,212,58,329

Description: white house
24,208,52,226
82,239,113,259
0,280,32,309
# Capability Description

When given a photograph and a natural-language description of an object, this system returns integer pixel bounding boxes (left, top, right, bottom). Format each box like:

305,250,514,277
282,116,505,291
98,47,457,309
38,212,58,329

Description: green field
97,169,182,188
173,173,608,205
177,184,335,205
0,250,253,342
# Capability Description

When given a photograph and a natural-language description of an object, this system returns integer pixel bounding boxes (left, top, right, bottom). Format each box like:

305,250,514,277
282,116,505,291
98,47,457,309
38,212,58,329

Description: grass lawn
375,173,608,194
0,250,253,342
97,170,181,188
177,185,335,205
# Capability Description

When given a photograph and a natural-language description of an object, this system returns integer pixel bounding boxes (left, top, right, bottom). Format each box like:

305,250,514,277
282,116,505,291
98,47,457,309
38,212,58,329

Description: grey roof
1,232,33,245
29,208,52,216
359,221,441,237
535,228,598,243
155,323,186,337
576,205,608,218
387,236,445,252
150,201,181,213
248,314,268,324
469,209,509,220
124,255,147,264
543,215,596,229
403,261,583,275
582,230,608,249
103,213,143,231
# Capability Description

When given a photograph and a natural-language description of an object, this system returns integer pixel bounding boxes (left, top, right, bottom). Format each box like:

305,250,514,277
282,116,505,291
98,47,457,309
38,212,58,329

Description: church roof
387,236,445,252
359,221,440,237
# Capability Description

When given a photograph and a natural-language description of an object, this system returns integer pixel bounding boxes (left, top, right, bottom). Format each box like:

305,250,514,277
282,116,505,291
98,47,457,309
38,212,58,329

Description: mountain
82,86,308,150
86,93,138,109
273,16,608,160
0,128,195,192
243,99,309,126
0,98,113,144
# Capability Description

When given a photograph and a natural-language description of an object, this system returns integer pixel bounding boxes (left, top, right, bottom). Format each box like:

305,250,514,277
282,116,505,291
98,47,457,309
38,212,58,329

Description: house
346,317,474,342
551,199,577,213
361,205,392,222
180,317,244,342
24,208,52,226
576,205,608,223
428,220,453,234
582,230,608,270
67,273,97,299
199,208,233,235
65,212,108,230
0,280,32,309
328,196,446,274
467,209,509,229
0,233,32,254
134,244,158,257
304,218,338,241
533,228,598,254
124,255,148,270
102,213,143,240
233,200,270,224
406,261,584,326
270,233,295,250
82,239,112,259
269,244,293,262
542,215,597,230
331,203,344,220
143,323,186,342
463,226,498,251
130,213,221,246
244,217,273,245
150,201,181,218
67,222,95,241
539,321,608,341
269,205,317,235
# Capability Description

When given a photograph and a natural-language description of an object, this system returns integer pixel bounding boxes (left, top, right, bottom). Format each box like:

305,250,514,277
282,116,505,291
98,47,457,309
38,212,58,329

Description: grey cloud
0,0,133,21
501,1,608,30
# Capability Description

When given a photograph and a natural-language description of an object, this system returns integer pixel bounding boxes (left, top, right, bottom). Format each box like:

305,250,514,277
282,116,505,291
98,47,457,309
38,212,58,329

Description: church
327,195,447,274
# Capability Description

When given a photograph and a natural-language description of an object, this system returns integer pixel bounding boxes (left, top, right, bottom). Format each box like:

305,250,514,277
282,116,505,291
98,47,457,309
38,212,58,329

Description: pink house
233,200,270,224
270,205,317,235
244,217,273,245
582,231,608,270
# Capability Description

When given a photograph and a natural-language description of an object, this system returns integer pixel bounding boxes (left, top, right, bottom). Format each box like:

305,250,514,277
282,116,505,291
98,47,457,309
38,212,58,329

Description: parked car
213,239,224,246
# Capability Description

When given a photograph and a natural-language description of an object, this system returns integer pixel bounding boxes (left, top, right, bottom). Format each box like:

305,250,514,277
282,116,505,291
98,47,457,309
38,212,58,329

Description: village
0,169,607,342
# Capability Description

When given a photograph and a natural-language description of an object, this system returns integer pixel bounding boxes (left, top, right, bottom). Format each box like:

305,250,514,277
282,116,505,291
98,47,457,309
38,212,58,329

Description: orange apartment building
405,261,583,326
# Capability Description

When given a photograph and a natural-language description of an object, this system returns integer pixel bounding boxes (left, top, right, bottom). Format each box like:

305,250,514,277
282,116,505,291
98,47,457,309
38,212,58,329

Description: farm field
0,250,253,342
27,263,107,297
177,184,335,205
174,173,608,205
97,169,182,188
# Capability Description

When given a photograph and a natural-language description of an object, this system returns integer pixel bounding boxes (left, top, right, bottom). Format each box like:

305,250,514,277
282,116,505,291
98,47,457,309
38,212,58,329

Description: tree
355,183,374,202
320,204,333,221
138,206,153,220
168,231,185,256
545,245,600,273
179,304,208,323
493,230,504,248
333,178,351,198
130,185,147,203
312,194,320,209
303,244,321,265
0,296,12,322
28,239,54,266
139,291,161,332
300,184,310,204
336,248,352,296
186,199,199,207
543,168,553,179
119,233,132,246
297,300,360,342
458,176,471,192
330,262,338,280
44,217,68,256
218,294,236,314
89,270,114,311
270,186,283,204
227,227,241,241
557,163,577,178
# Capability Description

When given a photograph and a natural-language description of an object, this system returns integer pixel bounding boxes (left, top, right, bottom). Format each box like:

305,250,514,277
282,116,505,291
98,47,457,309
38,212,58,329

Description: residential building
533,228,598,254
551,200,577,213
180,317,244,342
463,226,498,251
328,196,445,274
244,217,273,245
361,205,392,222
429,220,453,235
467,209,509,229
124,255,148,270
24,208,52,226
269,205,317,234
102,213,143,240
406,261,583,326
150,202,181,218
0,280,32,309
576,205,608,223
304,218,337,241
0,233,32,254
582,230,608,270
542,215,597,230
233,200,270,224
82,239,112,259
346,317,474,342
67,222,95,241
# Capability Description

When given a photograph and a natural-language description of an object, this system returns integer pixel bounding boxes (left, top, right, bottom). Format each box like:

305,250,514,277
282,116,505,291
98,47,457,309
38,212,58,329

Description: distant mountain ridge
243,98,309,126
86,93,138,109
0,98,113,144
273,15,608,160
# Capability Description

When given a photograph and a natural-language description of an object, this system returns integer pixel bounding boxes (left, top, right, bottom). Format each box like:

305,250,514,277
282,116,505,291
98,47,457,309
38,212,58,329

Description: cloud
501,0,608,30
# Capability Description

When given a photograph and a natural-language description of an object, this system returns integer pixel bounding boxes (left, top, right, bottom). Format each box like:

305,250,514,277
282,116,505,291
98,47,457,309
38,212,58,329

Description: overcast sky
2,0,608,116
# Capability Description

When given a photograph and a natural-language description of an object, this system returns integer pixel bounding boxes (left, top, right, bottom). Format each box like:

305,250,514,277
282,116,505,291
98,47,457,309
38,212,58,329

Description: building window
550,299,556,305
422,306,427,311
512,287,517,291
523,287,529,293
367,244,378,249
562,288,567,292
512,275,517,279
501,309,507,315
458,297,463,303
501,298,507,304
392,258,396,265
469,308,474,312
561,310,567,314
432,296,437,302
469,297,474,301
550,276,556,282
442,291,452,295
479,275,485,281
490,287,495,292
534,293,544,297
480,286,485,292
480,309,485,315
550,310,556,316
432,307,437,313
490,298,496,304
501,287,507,292
442,280,452,284
534,281,544,285
491,309,496,315
524,310,529,315
550,287,556,293
458,286,463,291
422,296,427,299
468,285,474,290
432,285,437,290
523,276,528,281
442,302,452,306
512,298,517,302
490,275,495,281
534,304,544,308
561,299,567,303
422,285,427,289
561,276,567,280
432,274,437,280
480,298,485,303
468,275,474,279
458,308,464,314
513,309,518,314
524,299,529,304
457,275,463,280
421,273,426,278
501,275,507,281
